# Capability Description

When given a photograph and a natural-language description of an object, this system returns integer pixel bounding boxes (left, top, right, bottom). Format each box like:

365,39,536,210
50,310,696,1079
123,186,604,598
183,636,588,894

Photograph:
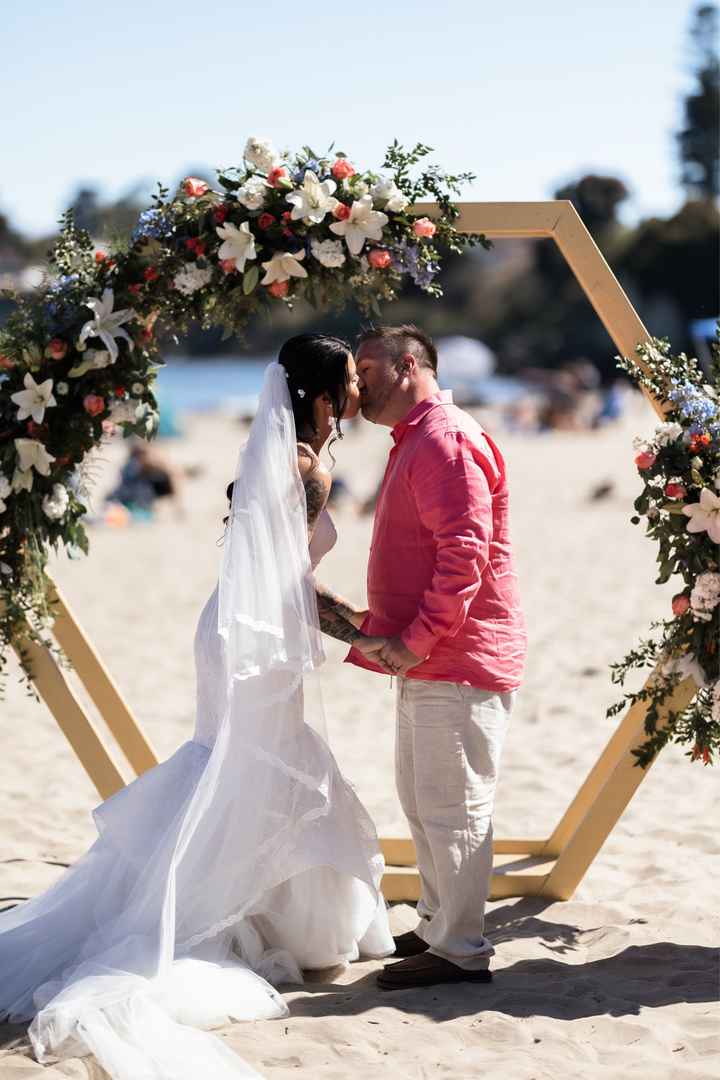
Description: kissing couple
0,324,527,1079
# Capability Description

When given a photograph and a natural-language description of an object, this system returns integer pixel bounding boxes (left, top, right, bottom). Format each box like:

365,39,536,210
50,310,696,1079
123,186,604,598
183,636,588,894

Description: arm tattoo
303,474,327,536
315,582,361,626
316,592,362,644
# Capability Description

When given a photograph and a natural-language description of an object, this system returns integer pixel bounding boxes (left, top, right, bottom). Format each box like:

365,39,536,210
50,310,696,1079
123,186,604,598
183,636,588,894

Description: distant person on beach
345,324,527,990
107,441,184,517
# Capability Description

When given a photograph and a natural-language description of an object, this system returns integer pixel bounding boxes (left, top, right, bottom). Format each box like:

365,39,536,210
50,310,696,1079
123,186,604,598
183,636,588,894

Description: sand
0,392,717,1078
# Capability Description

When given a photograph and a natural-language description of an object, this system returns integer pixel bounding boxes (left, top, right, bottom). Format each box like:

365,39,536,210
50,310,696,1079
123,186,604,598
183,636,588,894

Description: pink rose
368,248,392,269
102,419,117,437
664,482,687,499
671,593,690,616
219,259,236,274
333,203,351,221
413,217,437,238
267,166,289,188
634,451,657,471
182,177,209,198
0,354,16,370
267,281,289,298
83,394,105,417
45,337,68,360
331,159,355,180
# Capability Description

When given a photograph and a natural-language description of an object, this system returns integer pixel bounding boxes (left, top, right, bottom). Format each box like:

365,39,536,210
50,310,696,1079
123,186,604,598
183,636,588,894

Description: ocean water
156,356,525,416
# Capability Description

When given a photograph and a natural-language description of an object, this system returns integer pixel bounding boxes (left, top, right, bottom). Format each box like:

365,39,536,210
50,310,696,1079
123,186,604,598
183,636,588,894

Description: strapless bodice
308,509,337,569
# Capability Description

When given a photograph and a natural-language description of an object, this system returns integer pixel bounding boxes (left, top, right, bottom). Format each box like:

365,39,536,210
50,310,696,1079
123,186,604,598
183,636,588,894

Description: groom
346,324,527,990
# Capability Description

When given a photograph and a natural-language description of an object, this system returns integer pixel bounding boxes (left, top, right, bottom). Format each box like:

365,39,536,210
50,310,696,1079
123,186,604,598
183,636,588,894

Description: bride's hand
353,635,390,663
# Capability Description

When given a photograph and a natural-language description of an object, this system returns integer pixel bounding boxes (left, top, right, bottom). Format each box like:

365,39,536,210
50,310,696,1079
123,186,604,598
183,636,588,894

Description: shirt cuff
400,622,439,662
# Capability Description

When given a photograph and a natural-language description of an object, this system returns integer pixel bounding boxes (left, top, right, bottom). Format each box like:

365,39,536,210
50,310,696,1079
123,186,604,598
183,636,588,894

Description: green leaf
242,265,259,296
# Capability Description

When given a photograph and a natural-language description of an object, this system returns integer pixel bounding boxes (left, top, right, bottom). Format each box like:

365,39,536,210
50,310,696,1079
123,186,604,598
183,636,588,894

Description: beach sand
0,392,717,1078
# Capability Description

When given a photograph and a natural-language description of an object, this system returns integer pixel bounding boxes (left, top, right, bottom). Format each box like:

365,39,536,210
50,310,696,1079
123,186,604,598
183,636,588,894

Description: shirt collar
391,390,453,444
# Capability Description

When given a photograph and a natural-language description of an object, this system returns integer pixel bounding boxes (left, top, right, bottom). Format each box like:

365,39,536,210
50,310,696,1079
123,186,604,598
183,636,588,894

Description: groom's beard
360,370,404,423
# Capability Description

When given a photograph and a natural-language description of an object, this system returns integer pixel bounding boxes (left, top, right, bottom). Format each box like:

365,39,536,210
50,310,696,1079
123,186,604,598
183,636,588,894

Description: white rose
654,421,683,447
0,562,12,575
243,136,280,173
310,238,346,269
173,263,213,296
110,398,141,424
690,572,720,620
42,483,69,521
56,381,69,395
237,175,267,211
131,382,145,396
0,472,11,514
371,177,409,212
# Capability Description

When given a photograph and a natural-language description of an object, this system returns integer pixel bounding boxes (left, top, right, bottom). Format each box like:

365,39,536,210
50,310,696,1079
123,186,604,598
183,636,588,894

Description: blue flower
131,208,172,244
391,239,438,288
292,160,323,184
668,380,718,428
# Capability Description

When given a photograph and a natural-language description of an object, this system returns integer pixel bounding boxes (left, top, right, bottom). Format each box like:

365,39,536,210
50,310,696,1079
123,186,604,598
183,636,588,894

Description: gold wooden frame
9,201,698,901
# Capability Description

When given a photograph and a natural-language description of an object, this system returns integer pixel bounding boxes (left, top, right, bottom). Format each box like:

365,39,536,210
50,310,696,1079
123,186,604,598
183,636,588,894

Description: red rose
26,421,47,439
333,203,351,221
258,213,276,230
664,482,687,499
331,159,355,180
220,259,236,274
83,394,105,417
267,166,289,188
95,250,108,263
46,338,67,360
213,205,229,224
281,211,293,223
114,387,126,397
689,433,711,451
0,354,15,370
671,593,690,616
182,177,209,198
634,451,656,471
143,266,159,282
368,248,392,269
128,283,142,296
267,281,289,298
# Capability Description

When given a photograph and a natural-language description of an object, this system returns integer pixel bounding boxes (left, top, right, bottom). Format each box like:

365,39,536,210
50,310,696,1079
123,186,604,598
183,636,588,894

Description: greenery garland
608,337,720,766
0,139,486,693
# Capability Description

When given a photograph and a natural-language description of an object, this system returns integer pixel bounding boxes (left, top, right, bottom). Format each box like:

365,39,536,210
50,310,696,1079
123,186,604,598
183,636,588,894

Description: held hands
379,635,423,676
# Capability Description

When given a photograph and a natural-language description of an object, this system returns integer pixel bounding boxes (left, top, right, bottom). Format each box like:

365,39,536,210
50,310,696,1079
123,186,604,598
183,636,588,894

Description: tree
677,4,720,199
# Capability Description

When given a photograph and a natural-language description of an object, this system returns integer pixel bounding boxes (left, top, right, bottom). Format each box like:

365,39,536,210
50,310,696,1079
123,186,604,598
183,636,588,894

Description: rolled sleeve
400,433,493,659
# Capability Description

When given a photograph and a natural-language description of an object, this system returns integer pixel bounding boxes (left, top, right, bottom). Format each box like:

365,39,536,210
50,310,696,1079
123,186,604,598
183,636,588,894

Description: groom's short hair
356,324,438,375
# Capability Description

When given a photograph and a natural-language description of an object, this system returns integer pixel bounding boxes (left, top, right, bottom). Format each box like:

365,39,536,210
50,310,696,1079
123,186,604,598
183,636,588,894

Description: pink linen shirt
346,390,527,692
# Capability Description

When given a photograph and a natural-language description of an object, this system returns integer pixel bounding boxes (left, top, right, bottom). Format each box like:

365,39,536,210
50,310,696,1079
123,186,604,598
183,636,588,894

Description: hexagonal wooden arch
11,201,698,903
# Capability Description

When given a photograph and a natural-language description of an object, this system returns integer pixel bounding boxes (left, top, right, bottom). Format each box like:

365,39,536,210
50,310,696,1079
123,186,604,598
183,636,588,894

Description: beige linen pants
396,677,515,970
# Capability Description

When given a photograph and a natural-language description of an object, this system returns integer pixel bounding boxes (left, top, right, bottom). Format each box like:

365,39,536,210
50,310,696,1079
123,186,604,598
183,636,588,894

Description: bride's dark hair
223,333,353,526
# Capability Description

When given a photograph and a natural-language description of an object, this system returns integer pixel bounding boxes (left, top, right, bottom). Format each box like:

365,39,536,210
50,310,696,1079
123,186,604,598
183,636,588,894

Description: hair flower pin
297,388,306,398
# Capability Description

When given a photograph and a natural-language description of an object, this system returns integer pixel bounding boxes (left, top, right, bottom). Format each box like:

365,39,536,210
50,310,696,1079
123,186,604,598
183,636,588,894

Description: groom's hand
353,635,393,672
379,637,423,676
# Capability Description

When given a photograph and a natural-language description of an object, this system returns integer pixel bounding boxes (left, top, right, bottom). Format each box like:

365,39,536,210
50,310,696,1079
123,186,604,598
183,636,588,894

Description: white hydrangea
42,483,69,521
237,175,268,211
109,398,141,424
654,421,683,446
689,572,720,621
0,471,11,513
173,263,213,296
310,238,346,269
370,176,409,212
632,435,652,451
243,136,279,173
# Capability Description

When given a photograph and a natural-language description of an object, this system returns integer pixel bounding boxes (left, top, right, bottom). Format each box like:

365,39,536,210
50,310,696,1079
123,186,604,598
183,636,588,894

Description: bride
0,334,395,1079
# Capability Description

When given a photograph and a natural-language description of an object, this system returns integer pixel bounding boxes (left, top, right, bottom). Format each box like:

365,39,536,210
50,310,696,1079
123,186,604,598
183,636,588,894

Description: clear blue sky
2,0,699,238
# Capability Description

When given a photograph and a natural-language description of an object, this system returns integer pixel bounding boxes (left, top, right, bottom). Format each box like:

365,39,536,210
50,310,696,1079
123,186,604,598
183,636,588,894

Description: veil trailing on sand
0,362,389,1078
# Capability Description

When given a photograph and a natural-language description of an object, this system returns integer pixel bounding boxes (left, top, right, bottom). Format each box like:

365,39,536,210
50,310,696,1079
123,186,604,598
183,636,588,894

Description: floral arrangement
608,337,720,767
0,138,485,692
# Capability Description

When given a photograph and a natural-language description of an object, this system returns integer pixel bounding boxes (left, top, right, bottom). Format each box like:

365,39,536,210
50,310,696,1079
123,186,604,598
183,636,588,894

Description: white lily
216,222,257,272
329,195,389,255
14,438,56,476
370,176,410,212
286,171,338,225
683,487,720,544
260,249,308,285
10,373,57,424
12,468,33,493
77,289,136,364
0,472,11,514
68,349,114,378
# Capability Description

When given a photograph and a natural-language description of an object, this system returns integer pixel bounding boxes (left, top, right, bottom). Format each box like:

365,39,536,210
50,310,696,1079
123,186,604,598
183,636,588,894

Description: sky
1,0,701,239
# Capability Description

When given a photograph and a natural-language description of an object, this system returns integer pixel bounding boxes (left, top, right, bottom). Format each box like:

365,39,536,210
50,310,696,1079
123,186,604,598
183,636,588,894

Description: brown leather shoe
377,952,492,990
392,930,430,958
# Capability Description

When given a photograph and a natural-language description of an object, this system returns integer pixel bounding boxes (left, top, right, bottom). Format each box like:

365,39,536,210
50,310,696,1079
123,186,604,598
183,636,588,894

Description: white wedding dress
0,364,393,1079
